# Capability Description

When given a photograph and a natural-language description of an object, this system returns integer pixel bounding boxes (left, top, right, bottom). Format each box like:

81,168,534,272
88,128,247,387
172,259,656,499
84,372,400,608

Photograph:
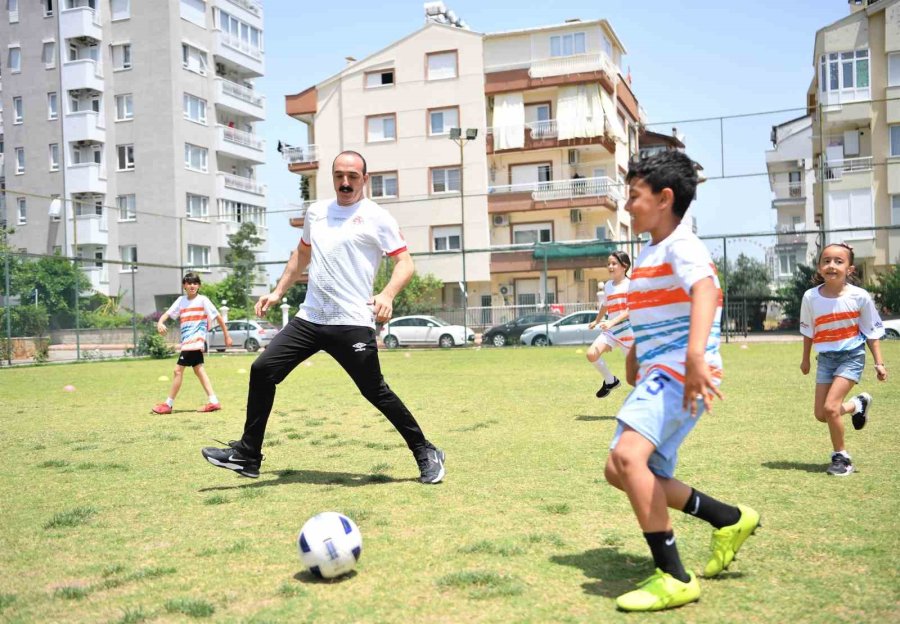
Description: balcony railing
219,125,264,150
776,224,808,246
824,156,873,180
488,119,559,139
216,29,263,60
489,176,622,202
771,181,804,200
529,52,616,79
283,145,318,164
218,77,264,107
221,172,265,195
226,0,262,16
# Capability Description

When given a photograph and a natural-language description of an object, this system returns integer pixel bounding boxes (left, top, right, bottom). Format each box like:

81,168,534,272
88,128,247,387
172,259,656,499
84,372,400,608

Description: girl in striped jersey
799,243,887,477
587,251,634,398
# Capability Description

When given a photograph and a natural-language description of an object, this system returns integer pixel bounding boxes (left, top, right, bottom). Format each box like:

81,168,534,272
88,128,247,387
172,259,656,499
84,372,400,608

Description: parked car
519,311,603,346
208,319,279,352
379,315,475,348
883,318,900,339
481,313,562,347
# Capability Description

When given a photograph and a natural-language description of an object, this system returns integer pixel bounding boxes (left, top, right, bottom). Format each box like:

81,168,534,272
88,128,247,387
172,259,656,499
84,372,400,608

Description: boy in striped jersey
152,273,232,415
604,151,759,612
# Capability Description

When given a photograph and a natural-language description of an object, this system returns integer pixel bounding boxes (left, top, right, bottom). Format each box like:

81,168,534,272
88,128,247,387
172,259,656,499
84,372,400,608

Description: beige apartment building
0,0,268,313
284,8,642,312
809,0,900,279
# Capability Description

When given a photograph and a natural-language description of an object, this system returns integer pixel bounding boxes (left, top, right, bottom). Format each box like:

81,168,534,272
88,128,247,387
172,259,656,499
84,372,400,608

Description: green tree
373,258,443,315
221,222,262,314
868,263,900,315
299,176,311,201
12,254,92,329
777,264,817,326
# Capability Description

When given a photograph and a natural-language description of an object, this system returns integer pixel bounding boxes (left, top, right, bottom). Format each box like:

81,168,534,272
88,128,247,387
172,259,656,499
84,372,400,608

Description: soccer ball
297,512,362,579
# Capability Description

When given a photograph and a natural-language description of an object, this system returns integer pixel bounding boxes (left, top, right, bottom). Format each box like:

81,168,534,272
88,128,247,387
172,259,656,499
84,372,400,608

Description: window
550,32,586,57
111,43,132,70
365,69,394,88
367,114,396,142
891,125,900,157
42,41,56,68
370,172,398,199
184,143,208,172
819,49,869,103
187,244,210,270
186,193,209,219
431,167,460,193
110,0,129,20
183,93,207,124
49,194,61,222
8,46,21,72
7,0,17,22
120,245,138,270
892,195,900,225
117,144,135,170
115,93,133,120
181,43,208,74
117,194,136,221
12,96,23,123
15,147,25,174
890,53,900,88
433,225,461,252
48,92,58,120
17,198,26,225
429,106,459,136
216,9,263,58
513,222,552,244
180,0,206,26
426,51,457,80
43,0,52,16
49,144,59,171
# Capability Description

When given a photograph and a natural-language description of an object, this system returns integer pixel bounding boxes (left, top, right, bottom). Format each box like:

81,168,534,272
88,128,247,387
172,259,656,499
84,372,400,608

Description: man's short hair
182,272,201,285
332,150,367,176
626,151,699,219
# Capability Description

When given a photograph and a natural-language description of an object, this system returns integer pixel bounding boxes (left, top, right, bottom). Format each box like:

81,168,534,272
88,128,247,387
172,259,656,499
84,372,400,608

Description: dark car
482,313,562,347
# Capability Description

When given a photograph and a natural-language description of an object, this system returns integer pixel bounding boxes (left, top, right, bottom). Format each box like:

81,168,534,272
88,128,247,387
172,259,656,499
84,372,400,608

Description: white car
882,318,900,339
519,311,604,346
380,315,475,348
208,319,278,352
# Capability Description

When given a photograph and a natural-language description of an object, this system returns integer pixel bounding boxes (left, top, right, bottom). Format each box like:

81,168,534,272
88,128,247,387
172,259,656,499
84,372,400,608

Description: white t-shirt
164,294,219,351
627,226,723,384
298,198,407,328
604,278,633,338
799,284,884,352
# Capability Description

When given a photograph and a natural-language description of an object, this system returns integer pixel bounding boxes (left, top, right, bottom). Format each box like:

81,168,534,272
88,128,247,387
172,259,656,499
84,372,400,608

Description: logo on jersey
351,342,367,352
352,215,364,225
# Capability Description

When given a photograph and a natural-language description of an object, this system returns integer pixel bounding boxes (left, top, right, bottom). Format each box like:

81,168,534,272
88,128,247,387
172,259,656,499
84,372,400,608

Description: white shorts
590,330,633,355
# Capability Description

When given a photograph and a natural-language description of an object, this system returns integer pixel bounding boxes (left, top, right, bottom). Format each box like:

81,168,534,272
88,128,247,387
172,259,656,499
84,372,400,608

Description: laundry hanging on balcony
493,92,525,150
557,84,604,140
533,240,618,260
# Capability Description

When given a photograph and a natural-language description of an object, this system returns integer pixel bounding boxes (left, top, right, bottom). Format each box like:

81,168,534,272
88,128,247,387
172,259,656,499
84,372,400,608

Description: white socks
209,394,219,404
165,397,174,407
593,358,616,384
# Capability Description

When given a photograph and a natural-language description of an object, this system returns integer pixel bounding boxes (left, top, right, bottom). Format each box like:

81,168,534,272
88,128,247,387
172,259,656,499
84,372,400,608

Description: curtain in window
557,85,604,140
493,92,524,150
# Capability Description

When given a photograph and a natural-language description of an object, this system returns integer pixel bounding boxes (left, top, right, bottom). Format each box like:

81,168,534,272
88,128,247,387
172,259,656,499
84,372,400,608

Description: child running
799,242,887,476
587,251,634,398
152,272,232,414
604,151,759,612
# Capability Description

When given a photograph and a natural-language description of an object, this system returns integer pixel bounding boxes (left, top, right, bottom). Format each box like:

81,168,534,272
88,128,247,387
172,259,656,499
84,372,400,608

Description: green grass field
1,342,898,623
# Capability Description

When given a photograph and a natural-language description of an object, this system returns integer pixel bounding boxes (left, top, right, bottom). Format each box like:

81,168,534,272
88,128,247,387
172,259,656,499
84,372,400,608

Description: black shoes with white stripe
202,440,263,478
596,377,621,398
415,445,446,484
851,392,871,431
826,452,854,476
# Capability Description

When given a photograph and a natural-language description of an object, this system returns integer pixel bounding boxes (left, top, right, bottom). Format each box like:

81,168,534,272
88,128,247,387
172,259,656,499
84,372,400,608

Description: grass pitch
1,342,898,623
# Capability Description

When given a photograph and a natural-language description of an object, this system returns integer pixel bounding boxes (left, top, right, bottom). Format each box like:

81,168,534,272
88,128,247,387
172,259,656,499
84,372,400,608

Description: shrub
134,330,173,359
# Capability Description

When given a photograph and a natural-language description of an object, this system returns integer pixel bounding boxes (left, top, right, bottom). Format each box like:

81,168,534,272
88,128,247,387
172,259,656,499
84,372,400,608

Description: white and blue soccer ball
297,512,362,579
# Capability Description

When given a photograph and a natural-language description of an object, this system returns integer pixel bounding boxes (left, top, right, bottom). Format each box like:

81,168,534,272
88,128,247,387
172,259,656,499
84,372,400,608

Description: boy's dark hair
333,150,367,175
812,242,858,286
182,272,201,285
608,250,632,276
626,150,699,219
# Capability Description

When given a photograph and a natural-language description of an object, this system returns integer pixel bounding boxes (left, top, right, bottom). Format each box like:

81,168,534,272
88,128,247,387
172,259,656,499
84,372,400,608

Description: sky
255,0,850,269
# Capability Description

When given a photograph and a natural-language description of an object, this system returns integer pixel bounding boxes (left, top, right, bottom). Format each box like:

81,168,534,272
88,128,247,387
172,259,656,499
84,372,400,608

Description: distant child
587,251,634,398
604,151,759,612
151,272,232,414
799,243,887,476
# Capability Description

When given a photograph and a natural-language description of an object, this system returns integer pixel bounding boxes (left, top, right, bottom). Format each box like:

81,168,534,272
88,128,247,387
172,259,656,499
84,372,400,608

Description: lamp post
449,127,478,345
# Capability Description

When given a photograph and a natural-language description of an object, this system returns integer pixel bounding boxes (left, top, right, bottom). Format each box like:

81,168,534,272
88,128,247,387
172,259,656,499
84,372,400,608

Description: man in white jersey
202,151,445,484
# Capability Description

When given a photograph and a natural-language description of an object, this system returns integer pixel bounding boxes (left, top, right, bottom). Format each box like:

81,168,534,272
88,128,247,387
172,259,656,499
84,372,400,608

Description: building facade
0,0,268,312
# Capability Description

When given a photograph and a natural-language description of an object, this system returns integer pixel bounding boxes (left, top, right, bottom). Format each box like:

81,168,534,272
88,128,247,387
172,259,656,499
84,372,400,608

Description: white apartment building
0,0,268,312
766,115,816,286
284,7,640,311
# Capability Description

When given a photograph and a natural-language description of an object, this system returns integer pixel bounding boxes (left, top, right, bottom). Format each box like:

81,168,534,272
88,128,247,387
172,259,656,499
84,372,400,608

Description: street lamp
449,127,478,345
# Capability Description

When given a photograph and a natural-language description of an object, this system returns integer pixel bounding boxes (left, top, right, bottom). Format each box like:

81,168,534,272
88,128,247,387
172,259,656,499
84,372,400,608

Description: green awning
533,241,619,260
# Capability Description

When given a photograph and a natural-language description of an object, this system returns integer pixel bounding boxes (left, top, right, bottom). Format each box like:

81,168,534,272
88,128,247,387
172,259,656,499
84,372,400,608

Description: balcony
217,219,268,252
213,30,264,77
217,171,266,204
484,52,617,95
486,119,615,154
66,163,107,194
215,77,266,120
60,5,102,41
775,223,808,246
61,59,104,92
221,0,262,21
74,213,109,246
216,125,265,163
491,175,620,203
284,145,319,173
771,181,804,205
64,110,105,144
821,156,873,191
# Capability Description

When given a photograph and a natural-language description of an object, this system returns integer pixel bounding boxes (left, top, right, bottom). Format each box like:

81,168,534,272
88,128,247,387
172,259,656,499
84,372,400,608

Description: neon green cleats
615,569,701,612
703,504,761,577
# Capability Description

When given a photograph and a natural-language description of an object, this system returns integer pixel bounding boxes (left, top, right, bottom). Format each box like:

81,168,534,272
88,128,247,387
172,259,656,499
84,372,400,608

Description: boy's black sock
643,531,690,583
682,488,741,529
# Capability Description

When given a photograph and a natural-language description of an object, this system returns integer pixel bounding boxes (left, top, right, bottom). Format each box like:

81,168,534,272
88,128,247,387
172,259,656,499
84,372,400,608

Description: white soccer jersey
799,284,884,353
299,198,407,328
164,294,219,351
604,278,634,342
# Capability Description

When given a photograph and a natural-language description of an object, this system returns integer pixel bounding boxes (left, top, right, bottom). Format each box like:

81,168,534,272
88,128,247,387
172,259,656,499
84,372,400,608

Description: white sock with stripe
593,358,616,384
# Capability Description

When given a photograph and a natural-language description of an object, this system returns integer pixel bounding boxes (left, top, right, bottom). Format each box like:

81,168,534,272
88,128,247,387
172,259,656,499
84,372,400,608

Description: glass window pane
856,58,869,88
891,126,900,156
385,176,398,196
550,36,561,57
829,60,839,90
842,60,854,88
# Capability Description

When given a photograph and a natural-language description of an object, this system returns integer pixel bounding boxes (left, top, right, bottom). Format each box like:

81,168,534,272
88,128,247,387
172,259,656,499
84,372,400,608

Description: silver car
379,315,475,348
208,319,278,352
519,311,603,346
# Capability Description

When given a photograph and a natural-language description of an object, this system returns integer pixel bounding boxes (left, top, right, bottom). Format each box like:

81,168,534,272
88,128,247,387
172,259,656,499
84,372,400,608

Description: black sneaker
826,453,854,477
851,393,871,431
414,445,445,484
596,377,621,398
202,440,263,478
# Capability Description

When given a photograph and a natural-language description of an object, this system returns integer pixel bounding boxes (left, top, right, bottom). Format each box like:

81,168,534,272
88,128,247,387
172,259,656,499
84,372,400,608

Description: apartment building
0,0,268,312
766,115,816,286
808,0,900,279
284,6,641,310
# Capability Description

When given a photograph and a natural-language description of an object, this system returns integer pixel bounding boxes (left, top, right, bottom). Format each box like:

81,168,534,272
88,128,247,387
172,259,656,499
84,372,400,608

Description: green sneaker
615,569,700,612
703,504,760,577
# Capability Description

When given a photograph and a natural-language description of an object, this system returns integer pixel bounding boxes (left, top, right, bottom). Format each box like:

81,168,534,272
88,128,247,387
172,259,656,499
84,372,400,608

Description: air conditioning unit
570,209,583,223
574,268,585,282
568,149,579,165
492,214,509,226
499,284,511,295
796,158,805,168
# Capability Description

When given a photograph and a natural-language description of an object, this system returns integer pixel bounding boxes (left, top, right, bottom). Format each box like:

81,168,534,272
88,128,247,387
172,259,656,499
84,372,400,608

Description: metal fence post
722,236,729,344
4,252,11,366
131,264,137,357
